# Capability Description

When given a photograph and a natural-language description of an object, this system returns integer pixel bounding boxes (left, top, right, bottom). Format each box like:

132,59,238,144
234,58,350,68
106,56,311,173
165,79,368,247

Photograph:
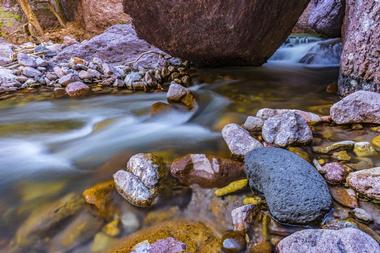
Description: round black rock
244,147,332,224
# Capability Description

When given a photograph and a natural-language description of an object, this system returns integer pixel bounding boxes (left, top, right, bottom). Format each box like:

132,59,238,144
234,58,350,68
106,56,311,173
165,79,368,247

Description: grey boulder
244,147,332,224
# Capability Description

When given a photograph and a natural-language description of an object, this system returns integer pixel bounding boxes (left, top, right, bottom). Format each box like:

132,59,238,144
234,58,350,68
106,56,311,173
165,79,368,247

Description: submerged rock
330,91,380,124
245,148,332,224
312,140,355,154
222,123,263,157
354,142,377,157
109,220,221,253
262,111,313,147
347,167,380,201
113,153,165,207
277,228,380,253
49,209,104,252
123,0,310,66
15,193,84,247
319,162,346,184
170,154,244,188
329,186,358,208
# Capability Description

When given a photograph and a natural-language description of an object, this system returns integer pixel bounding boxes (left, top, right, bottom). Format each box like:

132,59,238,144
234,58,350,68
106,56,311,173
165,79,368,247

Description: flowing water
1,37,378,252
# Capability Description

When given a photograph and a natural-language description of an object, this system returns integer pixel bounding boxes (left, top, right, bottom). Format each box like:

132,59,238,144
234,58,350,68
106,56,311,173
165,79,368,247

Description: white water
0,92,228,184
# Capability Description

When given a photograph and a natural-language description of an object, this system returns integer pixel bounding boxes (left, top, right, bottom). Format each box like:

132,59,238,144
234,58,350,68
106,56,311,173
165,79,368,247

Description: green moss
0,6,22,35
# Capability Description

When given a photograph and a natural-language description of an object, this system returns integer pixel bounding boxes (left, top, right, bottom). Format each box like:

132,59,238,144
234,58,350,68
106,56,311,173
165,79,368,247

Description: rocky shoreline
0,25,192,98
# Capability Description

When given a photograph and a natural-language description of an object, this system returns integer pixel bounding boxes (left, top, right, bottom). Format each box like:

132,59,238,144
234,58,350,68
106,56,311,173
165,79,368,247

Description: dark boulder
244,148,332,224
294,0,344,37
123,0,310,66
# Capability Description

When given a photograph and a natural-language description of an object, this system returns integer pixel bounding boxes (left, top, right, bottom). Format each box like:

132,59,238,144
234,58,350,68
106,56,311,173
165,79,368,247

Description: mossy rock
108,219,221,253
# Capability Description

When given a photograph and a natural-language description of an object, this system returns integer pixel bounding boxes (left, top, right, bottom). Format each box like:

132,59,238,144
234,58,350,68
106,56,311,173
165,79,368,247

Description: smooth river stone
244,147,332,224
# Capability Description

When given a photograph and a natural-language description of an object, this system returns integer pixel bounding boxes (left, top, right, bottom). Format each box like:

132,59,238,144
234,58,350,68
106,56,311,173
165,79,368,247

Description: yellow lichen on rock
108,220,221,253
82,180,118,219
214,179,248,197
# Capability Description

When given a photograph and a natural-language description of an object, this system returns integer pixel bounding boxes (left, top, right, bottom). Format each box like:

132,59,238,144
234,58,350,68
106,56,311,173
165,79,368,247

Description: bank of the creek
0,37,380,253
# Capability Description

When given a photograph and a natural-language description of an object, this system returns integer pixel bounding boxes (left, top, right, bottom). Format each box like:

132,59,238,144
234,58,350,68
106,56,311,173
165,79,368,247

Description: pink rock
330,91,380,124
347,167,380,201
150,237,186,253
65,82,90,97
320,162,346,184
277,228,380,253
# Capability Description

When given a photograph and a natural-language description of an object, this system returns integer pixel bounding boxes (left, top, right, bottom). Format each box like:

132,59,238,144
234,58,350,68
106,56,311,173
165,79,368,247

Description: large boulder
277,228,380,253
53,24,177,69
80,0,131,34
123,0,310,66
330,91,380,124
294,0,344,37
338,0,380,96
245,148,332,224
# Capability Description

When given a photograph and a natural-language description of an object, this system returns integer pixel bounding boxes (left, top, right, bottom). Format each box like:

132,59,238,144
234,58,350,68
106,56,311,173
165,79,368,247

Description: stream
3,36,375,252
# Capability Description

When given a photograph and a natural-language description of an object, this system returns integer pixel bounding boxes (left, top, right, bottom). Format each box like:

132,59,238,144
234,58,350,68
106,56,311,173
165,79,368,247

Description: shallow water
0,38,378,252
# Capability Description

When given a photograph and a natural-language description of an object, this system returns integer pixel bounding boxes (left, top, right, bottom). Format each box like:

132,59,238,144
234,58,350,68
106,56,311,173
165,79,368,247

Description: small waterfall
268,35,342,67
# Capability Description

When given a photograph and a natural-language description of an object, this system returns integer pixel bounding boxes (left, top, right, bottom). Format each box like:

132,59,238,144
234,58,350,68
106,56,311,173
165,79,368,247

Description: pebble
245,148,332,224
312,141,355,154
330,91,380,124
352,208,373,222
22,67,42,78
332,150,351,161
17,53,37,67
256,108,322,123
113,153,164,207
329,186,358,208
319,162,346,184
372,136,380,148
262,111,313,147
354,142,377,157
347,167,380,201
276,228,380,253
231,204,256,231
170,154,244,188
221,231,246,253
243,116,263,132
65,81,90,97
59,73,80,86
222,123,263,157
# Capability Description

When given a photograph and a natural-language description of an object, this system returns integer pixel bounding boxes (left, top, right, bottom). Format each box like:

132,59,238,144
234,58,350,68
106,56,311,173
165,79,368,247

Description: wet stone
329,186,358,208
65,81,90,97
222,231,246,253
170,154,244,188
352,208,373,223
231,204,256,231
113,153,164,207
319,162,346,184
332,150,351,161
347,167,380,201
330,91,380,124
276,228,380,253
256,108,322,123
262,111,313,147
222,123,263,157
354,142,377,157
243,116,264,132
245,148,332,224
312,140,355,154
